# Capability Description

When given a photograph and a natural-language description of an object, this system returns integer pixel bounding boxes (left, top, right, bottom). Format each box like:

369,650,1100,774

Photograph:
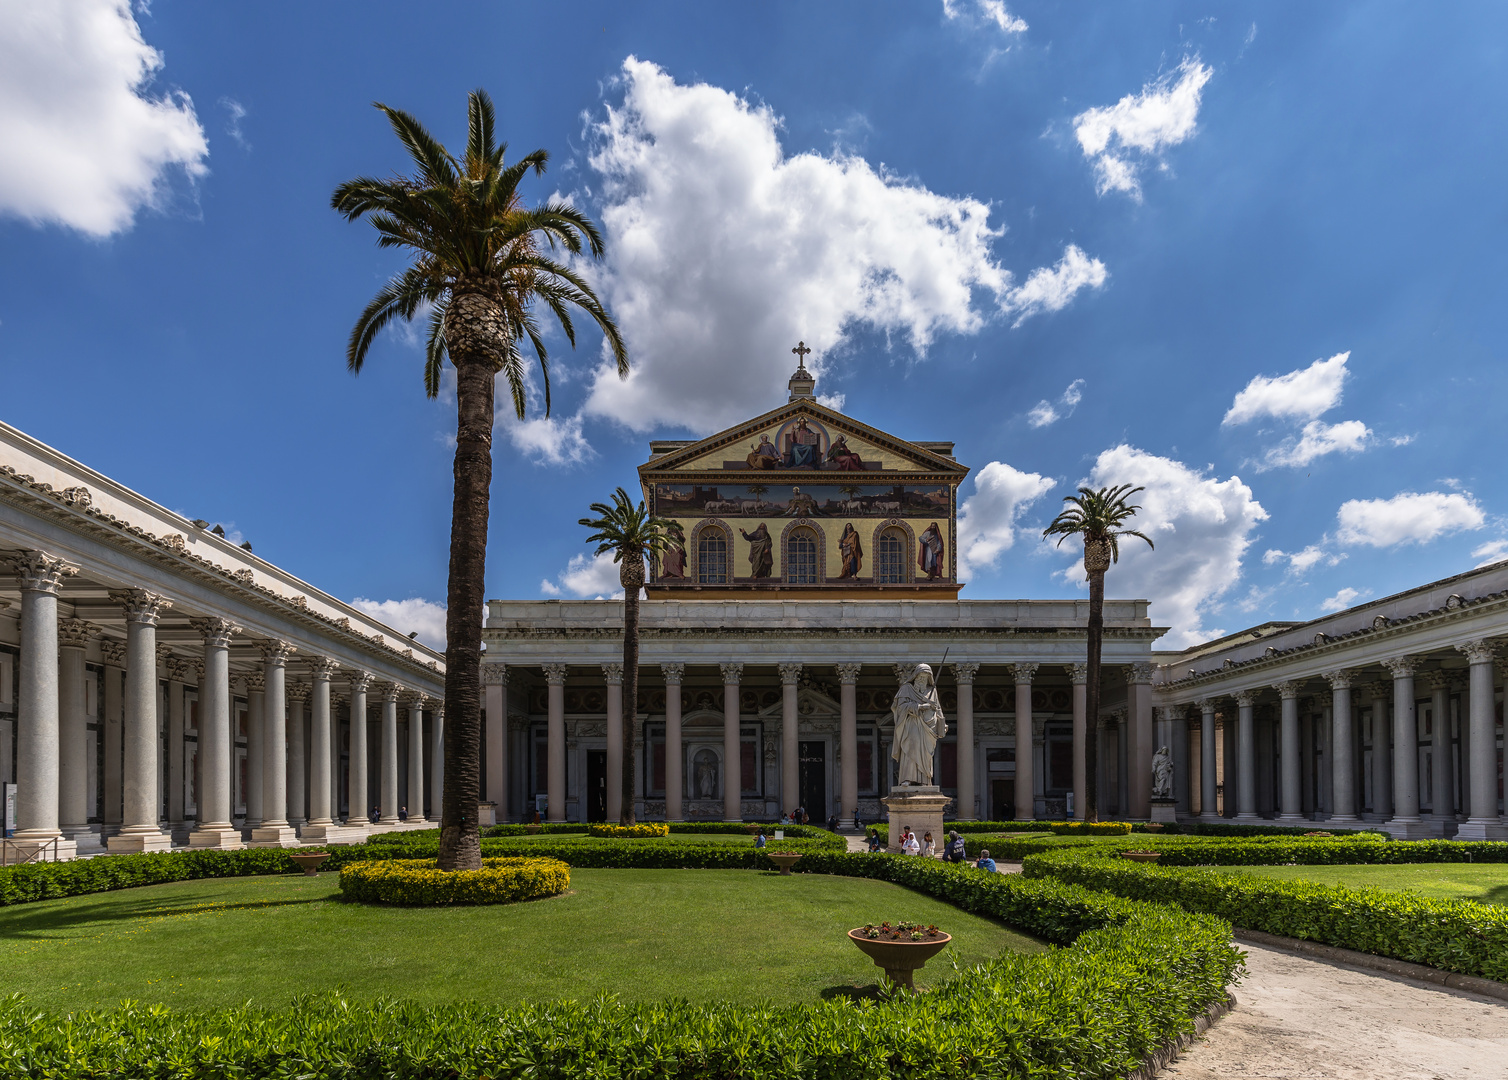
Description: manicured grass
1224,863,1508,906
0,868,1043,1011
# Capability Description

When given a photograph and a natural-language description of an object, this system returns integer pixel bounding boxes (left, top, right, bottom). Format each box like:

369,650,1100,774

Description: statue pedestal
1149,798,1178,824
883,786,949,854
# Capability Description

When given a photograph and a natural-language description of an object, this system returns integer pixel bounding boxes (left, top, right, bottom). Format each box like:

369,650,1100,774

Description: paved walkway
1164,943,1508,1079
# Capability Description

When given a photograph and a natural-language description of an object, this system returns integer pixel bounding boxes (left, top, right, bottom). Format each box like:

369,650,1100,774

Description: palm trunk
1084,567,1105,823
619,557,644,824
436,349,494,872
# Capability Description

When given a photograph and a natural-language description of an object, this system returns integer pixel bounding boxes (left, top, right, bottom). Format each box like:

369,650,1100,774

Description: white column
244,672,265,827
1274,681,1304,822
286,683,308,828
105,588,172,853
603,663,623,823
304,658,336,830
1169,705,1191,813
721,662,743,822
1010,663,1038,820
188,618,242,848
1323,671,1359,822
431,703,444,821
58,618,98,849
663,663,685,821
1455,641,1506,839
406,695,427,823
836,663,861,829
1382,656,1423,834
543,664,567,822
101,639,125,834
1234,690,1259,821
1197,698,1219,821
9,552,78,859
1369,681,1392,819
482,663,507,818
777,663,800,818
376,684,400,824
347,672,370,827
1127,664,1154,819
164,653,185,836
249,642,298,846
1428,672,1454,824
955,662,981,820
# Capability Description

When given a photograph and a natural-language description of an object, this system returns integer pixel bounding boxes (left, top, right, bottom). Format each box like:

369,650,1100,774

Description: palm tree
334,91,629,870
1042,485,1153,822
580,488,676,824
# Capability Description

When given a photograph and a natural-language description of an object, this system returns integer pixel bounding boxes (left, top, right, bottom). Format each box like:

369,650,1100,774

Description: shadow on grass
1471,883,1508,907
0,894,332,938
820,983,887,1003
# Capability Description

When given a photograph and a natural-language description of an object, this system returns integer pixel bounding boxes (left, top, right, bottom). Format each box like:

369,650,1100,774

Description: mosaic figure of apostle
838,522,863,578
891,663,947,786
740,523,773,578
918,522,946,580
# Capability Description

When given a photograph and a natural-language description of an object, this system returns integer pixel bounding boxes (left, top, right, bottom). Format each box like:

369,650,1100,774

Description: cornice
485,625,1164,642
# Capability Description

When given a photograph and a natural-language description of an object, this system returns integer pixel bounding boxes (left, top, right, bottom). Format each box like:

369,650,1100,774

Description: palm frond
375,103,458,188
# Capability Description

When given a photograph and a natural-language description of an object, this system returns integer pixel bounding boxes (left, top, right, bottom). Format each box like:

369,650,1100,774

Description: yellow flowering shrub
338,857,570,906
587,823,670,838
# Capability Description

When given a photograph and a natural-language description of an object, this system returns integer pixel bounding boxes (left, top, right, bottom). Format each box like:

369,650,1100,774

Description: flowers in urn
861,921,944,942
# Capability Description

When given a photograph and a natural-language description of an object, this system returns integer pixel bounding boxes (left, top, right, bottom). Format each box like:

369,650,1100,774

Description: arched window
786,527,818,584
876,527,908,583
697,528,728,584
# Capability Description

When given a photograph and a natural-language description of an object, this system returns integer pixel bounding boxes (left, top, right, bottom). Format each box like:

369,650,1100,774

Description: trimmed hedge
0,850,1242,1079
587,823,669,838
483,823,591,838
339,856,570,906
1142,820,1388,839
1023,841,1508,981
1052,821,1133,835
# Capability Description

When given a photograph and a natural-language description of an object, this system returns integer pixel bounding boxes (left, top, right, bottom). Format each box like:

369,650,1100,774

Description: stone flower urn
848,926,951,990
766,852,803,875
289,851,331,876
1119,851,1162,864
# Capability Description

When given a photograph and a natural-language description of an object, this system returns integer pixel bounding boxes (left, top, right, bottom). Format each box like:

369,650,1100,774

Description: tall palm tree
334,90,629,870
580,487,676,824
1042,485,1153,822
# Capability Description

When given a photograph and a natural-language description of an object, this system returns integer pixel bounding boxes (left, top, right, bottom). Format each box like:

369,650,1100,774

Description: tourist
827,813,839,832
975,848,998,873
945,831,966,863
755,831,767,849
854,811,864,830
867,828,882,852
801,809,810,825
369,805,380,824
399,805,408,822
922,832,935,857
902,829,921,856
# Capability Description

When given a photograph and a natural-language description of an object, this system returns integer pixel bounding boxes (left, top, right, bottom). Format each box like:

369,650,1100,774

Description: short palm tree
334,90,628,869
580,487,677,824
1042,485,1153,822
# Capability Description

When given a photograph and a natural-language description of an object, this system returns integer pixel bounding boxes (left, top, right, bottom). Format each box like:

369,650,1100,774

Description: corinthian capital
1125,662,1155,685
1456,639,1496,665
720,662,743,683
1009,662,1040,683
57,618,99,650
244,670,266,692
601,663,624,685
542,663,568,686
835,663,863,684
109,588,172,626
190,617,241,649
101,638,126,666
777,662,802,685
1273,681,1303,700
1382,656,1419,679
305,656,340,681
347,670,374,694
1233,690,1257,708
285,681,310,703
8,550,79,595
952,661,980,685
661,662,686,685
481,663,507,686
1323,669,1355,690
1069,662,1088,686
258,639,296,666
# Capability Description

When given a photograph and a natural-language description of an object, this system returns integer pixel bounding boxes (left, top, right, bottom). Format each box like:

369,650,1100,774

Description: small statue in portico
891,663,948,786
1152,745,1173,800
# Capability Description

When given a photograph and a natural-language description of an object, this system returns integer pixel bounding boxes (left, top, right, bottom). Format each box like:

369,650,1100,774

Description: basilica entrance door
798,741,827,822
587,751,608,822
990,779,1014,821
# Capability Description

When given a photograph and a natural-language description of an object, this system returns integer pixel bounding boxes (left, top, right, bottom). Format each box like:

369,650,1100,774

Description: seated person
827,435,865,471
975,848,998,873
944,830,967,863
755,831,767,849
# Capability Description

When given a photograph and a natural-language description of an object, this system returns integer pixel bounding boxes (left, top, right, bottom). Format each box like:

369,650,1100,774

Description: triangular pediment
757,685,841,719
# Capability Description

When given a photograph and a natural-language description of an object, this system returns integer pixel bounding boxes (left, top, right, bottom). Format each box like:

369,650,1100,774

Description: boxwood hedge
339,856,570,905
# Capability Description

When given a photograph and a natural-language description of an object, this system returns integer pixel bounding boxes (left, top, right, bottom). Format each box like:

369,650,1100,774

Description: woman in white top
922,832,935,857
902,830,921,856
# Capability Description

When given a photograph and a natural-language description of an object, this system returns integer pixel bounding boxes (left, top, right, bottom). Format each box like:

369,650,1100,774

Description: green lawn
1225,863,1508,905
0,868,1043,1011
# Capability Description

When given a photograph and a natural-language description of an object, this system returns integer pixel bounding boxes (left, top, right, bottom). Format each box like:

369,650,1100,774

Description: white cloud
1263,544,1344,576
0,0,209,236
957,462,1055,576
1224,351,1351,426
498,413,594,466
1026,378,1085,428
1054,445,1268,648
1319,587,1368,613
219,96,248,150
581,58,1106,435
350,597,447,650
1335,491,1485,548
942,0,1027,33
1073,58,1212,199
1257,419,1372,470
541,551,630,600
1471,539,1508,568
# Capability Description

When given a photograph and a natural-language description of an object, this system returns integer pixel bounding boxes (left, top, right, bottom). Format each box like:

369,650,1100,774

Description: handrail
0,837,60,866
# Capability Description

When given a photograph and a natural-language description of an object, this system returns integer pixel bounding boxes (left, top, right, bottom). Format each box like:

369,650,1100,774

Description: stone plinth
1149,798,1178,824
106,828,171,854
1454,820,1508,841
883,786,949,853
297,823,368,846
5,836,78,862
478,802,497,827
188,825,245,850
248,825,301,848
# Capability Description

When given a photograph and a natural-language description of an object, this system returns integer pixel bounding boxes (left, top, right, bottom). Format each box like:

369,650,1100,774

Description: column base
1381,818,1439,840
107,828,172,854
298,823,369,845
1232,813,1262,823
4,834,78,862
1275,814,1306,824
188,825,246,850
247,825,301,848
1326,814,1362,825
1150,799,1179,824
60,824,105,853
1453,819,1508,841
378,815,402,826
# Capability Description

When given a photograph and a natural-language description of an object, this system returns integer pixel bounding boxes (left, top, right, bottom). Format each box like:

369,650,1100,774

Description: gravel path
1164,943,1508,1079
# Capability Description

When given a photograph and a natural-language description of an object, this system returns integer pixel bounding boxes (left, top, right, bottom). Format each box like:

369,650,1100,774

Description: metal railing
1,837,61,866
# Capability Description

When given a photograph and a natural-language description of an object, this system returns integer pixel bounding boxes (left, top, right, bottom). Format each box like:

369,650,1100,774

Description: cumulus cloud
1335,491,1486,548
541,551,632,600
350,597,447,650
1054,445,1268,648
1319,587,1365,613
1262,544,1344,576
1224,351,1351,426
1027,378,1085,428
957,462,1055,577
942,0,1028,34
580,58,1106,435
498,413,594,466
0,0,209,236
1073,58,1212,199
1471,539,1508,568
1257,419,1372,470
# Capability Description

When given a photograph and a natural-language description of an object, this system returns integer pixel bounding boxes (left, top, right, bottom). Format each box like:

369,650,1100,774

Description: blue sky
3,1,1506,649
